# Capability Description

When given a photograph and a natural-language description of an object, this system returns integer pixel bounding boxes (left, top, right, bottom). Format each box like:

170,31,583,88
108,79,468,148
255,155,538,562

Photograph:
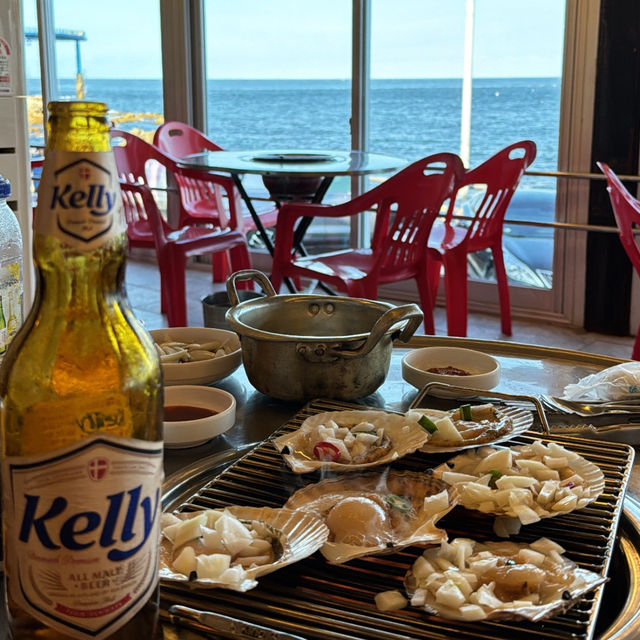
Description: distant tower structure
24,28,87,98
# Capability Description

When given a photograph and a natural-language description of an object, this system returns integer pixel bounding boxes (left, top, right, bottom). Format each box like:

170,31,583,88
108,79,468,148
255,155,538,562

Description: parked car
461,187,555,290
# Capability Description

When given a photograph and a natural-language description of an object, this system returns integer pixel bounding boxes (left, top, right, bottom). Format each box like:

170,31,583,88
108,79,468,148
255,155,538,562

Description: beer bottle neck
46,101,111,153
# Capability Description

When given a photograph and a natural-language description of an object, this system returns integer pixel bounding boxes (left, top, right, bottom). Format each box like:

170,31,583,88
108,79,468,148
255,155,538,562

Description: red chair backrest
154,121,223,158
153,123,229,227
339,153,464,273
598,162,640,274
119,181,171,251
110,128,175,184
450,140,537,248
111,128,230,229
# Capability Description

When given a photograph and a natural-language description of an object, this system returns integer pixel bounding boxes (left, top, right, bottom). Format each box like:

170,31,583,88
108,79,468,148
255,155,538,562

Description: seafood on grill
272,409,430,473
284,470,456,563
432,440,604,532
405,536,606,622
159,506,329,591
406,403,533,452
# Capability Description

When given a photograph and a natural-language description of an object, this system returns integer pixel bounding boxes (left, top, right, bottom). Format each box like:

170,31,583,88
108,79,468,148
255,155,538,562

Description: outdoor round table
177,148,407,255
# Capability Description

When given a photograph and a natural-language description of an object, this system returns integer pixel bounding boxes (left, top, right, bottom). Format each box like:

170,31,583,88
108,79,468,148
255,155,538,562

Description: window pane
22,1,43,147
371,0,565,292
204,0,352,251
24,0,163,145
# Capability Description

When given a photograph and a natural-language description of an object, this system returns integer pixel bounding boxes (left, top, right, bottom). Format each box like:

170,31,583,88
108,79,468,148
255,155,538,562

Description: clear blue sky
22,0,565,80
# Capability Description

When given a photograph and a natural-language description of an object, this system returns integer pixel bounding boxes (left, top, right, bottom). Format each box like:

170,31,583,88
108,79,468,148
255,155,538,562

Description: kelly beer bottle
0,102,163,638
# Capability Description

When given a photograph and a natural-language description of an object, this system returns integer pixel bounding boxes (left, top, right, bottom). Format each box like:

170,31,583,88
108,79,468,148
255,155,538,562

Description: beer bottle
0,101,163,639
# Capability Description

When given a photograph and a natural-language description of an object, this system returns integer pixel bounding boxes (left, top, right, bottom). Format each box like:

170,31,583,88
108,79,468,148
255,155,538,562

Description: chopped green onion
488,468,503,489
459,404,473,420
384,493,412,513
418,414,438,434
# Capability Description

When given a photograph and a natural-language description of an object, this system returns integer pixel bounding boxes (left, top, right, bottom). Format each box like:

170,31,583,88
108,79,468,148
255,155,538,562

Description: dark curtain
586,0,640,334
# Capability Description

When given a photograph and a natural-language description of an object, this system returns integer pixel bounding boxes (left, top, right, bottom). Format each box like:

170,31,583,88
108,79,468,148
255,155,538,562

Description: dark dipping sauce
164,405,218,421
427,366,471,376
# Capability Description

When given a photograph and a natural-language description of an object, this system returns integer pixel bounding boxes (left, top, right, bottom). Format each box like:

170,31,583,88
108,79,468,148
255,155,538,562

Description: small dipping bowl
150,327,242,386
163,385,236,449
402,346,501,393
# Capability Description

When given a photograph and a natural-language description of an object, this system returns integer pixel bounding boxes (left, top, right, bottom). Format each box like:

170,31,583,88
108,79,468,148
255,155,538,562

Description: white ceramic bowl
163,385,236,448
150,327,242,386
402,346,501,392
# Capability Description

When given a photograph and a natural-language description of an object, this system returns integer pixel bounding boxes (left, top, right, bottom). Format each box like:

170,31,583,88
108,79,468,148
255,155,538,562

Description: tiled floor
125,254,636,361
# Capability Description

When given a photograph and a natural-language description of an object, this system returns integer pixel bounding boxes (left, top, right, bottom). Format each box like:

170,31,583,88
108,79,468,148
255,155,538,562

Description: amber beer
0,102,163,638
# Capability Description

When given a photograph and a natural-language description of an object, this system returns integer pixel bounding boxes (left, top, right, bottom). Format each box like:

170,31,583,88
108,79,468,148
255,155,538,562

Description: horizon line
49,75,562,82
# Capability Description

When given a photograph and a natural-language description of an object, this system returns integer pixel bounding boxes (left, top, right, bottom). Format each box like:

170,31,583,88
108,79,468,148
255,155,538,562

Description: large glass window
203,0,352,251
22,0,163,146
371,0,565,293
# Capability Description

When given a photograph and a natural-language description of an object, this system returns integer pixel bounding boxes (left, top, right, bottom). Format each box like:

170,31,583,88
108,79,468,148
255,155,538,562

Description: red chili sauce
427,366,471,376
164,405,218,421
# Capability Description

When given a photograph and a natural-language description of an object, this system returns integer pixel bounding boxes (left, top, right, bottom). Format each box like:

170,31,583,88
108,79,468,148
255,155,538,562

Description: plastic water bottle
0,175,23,359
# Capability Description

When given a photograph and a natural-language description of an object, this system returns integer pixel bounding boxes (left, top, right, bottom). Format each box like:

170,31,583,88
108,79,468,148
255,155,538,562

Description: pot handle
328,303,424,359
226,269,276,305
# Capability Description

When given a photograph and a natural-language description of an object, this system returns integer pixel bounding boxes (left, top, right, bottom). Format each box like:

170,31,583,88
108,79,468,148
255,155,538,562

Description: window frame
30,0,597,327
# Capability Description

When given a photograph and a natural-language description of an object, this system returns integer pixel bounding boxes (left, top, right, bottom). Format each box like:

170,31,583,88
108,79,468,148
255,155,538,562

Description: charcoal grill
161,398,635,640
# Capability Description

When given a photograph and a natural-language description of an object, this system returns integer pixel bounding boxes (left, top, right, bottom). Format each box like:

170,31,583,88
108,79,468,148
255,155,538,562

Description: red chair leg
426,249,443,309
633,328,640,361
415,271,435,335
212,252,229,283
162,253,188,327
160,280,168,313
227,244,254,291
492,244,512,336
442,250,469,337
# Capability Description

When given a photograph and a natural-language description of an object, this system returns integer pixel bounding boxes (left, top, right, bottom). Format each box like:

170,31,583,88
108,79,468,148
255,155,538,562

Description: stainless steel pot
225,270,424,402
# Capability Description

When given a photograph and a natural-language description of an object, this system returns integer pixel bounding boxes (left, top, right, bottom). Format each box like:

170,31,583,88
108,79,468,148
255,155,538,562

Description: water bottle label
0,259,23,352
34,150,126,250
2,434,163,639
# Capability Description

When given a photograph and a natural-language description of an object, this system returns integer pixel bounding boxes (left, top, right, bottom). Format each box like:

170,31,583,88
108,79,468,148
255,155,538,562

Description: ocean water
32,77,559,189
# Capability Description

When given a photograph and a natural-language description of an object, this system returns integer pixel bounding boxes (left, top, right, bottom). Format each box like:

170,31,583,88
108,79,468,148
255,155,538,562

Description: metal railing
445,167,640,235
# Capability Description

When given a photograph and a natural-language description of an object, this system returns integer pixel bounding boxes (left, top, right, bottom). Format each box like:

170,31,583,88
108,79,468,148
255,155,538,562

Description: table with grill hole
160,336,640,640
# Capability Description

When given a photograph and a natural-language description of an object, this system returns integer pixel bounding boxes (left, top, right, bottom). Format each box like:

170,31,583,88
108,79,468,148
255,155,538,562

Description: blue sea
31,77,560,189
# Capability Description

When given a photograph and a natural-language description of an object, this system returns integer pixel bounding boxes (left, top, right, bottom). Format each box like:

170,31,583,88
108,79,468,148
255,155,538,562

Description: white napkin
563,362,640,401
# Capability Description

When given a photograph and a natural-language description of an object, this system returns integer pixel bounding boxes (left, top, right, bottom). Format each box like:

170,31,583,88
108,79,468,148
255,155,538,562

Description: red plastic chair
427,140,537,337
597,162,640,360
110,128,241,271
270,153,465,334
154,121,279,234
119,181,251,327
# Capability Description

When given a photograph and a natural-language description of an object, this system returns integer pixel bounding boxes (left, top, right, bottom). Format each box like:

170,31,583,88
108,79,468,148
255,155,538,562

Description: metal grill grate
161,398,635,640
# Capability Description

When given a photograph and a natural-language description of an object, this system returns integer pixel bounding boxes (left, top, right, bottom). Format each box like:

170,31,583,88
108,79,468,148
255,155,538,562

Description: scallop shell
284,470,456,563
432,440,605,528
405,537,607,622
407,405,534,454
272,409,430,474
159,506,329,592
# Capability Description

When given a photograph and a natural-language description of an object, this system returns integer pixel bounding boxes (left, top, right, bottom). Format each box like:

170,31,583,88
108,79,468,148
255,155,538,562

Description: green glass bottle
0,101,163,639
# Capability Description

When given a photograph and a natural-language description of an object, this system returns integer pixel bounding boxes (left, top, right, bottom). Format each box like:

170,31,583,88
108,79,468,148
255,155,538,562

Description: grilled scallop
405,537,606,622
273,409,430,474
432,440,605,533
159,506,329,592
285,470,456,563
